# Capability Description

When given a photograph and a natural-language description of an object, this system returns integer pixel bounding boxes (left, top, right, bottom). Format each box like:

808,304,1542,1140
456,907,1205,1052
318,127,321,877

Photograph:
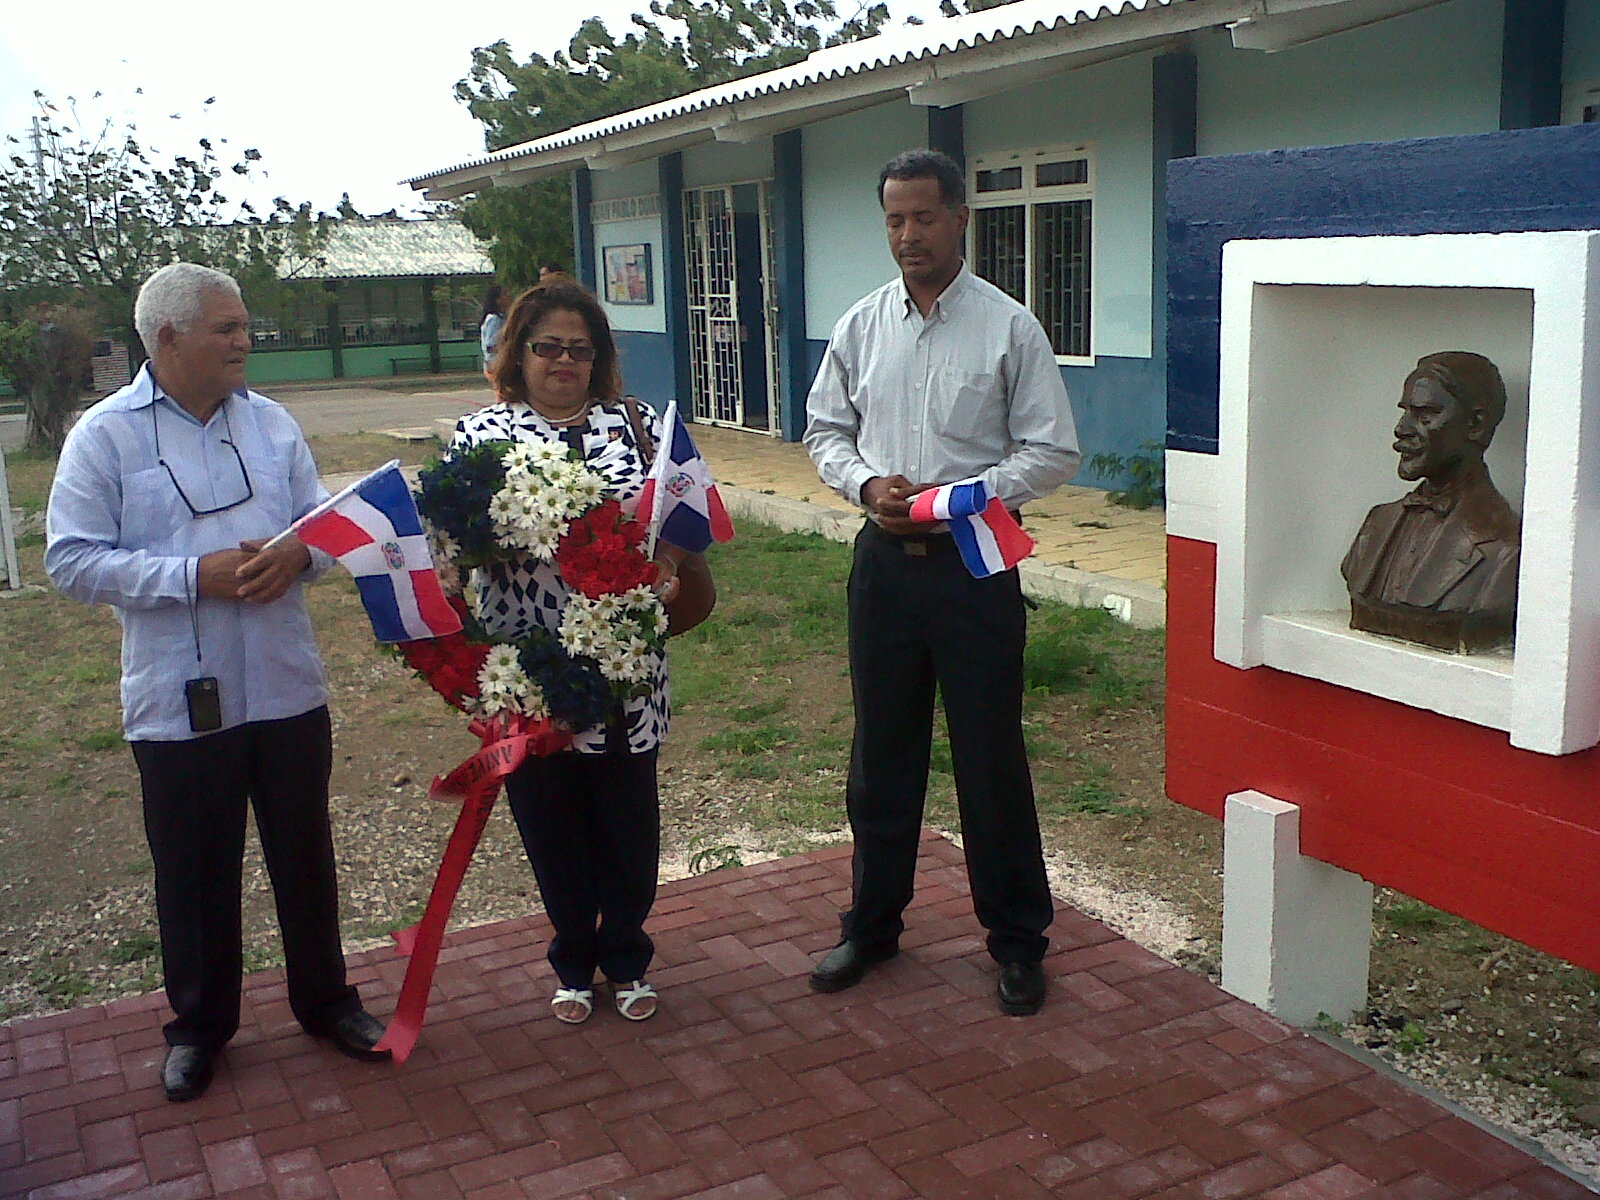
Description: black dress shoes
317,1009,392,1061
809,941,898,993
997,961,1047,1016
162,1044,216,1102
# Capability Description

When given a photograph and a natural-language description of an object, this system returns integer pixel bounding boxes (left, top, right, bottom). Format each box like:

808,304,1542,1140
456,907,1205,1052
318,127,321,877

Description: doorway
682,182,779,434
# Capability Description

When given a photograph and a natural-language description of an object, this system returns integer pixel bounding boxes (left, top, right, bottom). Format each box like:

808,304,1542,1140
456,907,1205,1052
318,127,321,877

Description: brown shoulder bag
620,394,718,637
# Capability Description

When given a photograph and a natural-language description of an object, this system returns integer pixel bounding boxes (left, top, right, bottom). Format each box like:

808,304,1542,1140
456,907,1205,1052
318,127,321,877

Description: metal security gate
683,183,779,433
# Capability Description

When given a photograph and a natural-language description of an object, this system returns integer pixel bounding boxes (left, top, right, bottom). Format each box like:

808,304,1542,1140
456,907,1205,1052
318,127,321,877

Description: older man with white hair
46,263,390,1102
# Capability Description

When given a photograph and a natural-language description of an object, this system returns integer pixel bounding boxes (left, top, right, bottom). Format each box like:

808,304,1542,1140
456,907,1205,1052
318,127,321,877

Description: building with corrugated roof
248,216,496,384
404,0,1592,493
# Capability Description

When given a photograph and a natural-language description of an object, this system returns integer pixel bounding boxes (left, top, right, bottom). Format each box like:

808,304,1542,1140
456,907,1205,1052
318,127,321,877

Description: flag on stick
636,401,735,555
907,478,1035,579
277,460,462,643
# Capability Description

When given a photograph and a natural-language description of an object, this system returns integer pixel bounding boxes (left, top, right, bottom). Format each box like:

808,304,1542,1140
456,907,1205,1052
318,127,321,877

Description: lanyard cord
185,556,203,669
156,396,231,672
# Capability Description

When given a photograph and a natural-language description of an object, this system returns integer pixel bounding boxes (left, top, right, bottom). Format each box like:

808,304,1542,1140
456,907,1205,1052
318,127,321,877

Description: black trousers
840,523,1053,964
131,707,360,1050
504,749,660,989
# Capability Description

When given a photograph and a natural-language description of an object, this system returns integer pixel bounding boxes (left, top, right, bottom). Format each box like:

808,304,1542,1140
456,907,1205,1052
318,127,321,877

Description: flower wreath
402,438,668,731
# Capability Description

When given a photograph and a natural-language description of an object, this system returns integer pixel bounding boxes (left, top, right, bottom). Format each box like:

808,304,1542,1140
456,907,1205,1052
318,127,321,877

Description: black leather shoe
997,961,1046,1016
317,1010,392,1061
161,1044,215,1102
809,941,898,993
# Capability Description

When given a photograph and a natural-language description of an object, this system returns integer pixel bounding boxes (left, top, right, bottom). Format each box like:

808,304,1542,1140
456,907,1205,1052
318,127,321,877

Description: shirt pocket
927,365,1002,448
120,466,186,550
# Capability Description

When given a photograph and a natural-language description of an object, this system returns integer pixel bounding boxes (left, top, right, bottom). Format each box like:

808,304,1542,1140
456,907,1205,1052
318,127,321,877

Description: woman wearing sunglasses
449,280,681,1025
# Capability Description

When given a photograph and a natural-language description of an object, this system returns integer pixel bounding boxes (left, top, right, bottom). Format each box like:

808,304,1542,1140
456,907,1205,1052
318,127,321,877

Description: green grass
109,934,159,964
1384,897,1456,933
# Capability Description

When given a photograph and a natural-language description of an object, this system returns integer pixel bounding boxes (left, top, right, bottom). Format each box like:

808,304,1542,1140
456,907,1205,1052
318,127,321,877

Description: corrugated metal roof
407,0,1184,188
296,218,493,279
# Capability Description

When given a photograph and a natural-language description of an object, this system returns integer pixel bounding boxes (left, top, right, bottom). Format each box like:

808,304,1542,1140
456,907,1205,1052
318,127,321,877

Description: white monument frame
1213,231,1600,756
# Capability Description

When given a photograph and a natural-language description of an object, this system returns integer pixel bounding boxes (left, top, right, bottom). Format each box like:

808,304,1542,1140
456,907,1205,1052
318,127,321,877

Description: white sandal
613,979,658,1022
552,987,594,1024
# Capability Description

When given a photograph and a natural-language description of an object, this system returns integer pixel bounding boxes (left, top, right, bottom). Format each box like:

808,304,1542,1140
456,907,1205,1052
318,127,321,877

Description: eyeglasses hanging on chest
152,398,254,517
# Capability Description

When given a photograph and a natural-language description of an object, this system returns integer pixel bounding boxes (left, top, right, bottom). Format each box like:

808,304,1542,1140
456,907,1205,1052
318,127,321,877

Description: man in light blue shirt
804,150,1080,1017
47,263,390,1102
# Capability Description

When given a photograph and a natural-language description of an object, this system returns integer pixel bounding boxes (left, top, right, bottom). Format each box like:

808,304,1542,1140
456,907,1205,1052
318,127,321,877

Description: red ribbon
374,713,570,1063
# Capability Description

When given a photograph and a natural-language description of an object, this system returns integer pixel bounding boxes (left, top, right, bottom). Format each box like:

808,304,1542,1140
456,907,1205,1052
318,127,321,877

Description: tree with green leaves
0,303,96,452
453,0,891,285
0,93,328,367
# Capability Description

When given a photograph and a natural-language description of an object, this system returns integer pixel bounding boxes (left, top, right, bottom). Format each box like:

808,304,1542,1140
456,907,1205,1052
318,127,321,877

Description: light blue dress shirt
46,365,333,741
804,264,1081,512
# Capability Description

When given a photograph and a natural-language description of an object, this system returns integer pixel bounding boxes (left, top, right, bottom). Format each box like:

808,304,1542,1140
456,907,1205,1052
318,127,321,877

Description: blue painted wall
1167,121,1600,454
616,330,676,413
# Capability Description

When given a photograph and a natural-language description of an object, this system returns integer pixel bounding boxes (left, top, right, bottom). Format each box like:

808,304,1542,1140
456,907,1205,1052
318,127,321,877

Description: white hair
134,263,243,354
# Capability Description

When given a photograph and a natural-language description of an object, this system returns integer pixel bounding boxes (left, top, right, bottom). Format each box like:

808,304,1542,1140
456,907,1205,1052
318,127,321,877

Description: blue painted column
1153,46,1197,446
571,169,597,292
771,130,809,441
658,154,693,416
927,105,964,167
1500,0,1566,129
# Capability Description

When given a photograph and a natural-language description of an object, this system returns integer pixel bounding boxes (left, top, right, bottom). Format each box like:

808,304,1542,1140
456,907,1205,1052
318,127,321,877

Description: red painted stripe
1164,535,1600,972
296,510,371,560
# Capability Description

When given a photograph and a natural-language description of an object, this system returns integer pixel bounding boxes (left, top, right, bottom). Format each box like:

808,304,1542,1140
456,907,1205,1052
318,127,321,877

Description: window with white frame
969,146,1093,359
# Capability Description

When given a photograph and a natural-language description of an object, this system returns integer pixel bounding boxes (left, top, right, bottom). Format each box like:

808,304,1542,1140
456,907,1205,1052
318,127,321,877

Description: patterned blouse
450,400,669,755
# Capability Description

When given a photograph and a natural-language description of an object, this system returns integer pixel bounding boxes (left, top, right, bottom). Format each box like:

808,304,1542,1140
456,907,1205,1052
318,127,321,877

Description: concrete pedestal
1221,789,1373,1027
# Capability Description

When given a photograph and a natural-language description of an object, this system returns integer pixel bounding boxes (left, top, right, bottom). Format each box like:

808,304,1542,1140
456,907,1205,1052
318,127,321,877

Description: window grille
969,146,1093,359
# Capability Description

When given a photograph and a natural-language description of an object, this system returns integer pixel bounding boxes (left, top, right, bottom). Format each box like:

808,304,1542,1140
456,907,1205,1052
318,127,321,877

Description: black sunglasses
526,340,597,363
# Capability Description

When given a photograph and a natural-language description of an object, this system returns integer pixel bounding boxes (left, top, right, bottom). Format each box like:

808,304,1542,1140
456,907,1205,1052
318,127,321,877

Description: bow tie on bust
1400,488,1457,516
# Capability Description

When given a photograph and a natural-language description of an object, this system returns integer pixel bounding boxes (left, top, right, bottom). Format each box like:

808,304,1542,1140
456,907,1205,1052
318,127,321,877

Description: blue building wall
615,330,677,413
1167,121,1600,455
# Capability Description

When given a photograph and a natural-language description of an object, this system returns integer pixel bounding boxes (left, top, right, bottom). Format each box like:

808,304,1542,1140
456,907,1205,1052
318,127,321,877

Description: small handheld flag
636,401,736,556
907,478,1035,579
273,460,463,643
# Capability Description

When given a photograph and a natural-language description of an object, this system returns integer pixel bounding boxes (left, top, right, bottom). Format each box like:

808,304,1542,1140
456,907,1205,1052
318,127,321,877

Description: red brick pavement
2,836,1593,1199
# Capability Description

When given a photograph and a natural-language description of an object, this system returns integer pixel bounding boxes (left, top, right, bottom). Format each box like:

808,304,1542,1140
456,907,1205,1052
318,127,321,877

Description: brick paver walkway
2,837,1589,1199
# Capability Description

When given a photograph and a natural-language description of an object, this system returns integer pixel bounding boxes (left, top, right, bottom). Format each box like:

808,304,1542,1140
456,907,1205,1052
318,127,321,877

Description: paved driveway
1,381,495,453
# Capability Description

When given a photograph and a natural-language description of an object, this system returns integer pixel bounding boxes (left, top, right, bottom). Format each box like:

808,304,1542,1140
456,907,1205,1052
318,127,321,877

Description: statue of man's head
1393,351,1507,485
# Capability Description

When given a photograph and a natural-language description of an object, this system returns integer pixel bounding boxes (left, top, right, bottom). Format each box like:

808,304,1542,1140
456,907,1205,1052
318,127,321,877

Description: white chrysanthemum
568,471,606,507
645,605,669,638
542,459,579,487
526,441,567,467
597,647,635,682
487,491,519,524
532,486,568,520
426,527,460,565
621,585,656,610
525,523,562,561
503,443,540,472
479,645,523,692
505,469,543,499
590,593,622,620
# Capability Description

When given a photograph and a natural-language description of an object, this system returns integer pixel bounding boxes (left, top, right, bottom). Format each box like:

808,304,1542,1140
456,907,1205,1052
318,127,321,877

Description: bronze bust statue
1341,351,1521,652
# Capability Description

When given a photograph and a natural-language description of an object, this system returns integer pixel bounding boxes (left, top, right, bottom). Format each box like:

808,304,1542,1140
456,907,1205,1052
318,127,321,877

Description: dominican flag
286,461,462,643
907,478,1035,579
636,401,735,555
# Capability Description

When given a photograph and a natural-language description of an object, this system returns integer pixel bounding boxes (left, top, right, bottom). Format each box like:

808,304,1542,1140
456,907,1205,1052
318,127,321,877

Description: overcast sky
0,1,947,219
